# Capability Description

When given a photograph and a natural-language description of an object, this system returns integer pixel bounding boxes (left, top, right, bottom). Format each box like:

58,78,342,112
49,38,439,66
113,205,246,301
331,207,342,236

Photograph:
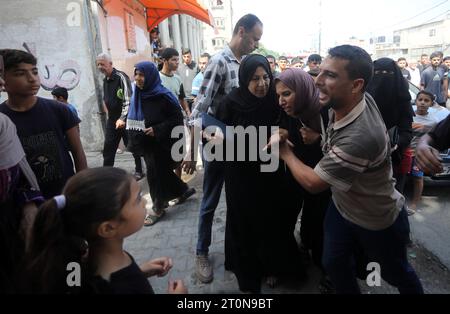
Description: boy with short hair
159,48,190,116
409,91,439,213
0,49,87,198
51,86,79,119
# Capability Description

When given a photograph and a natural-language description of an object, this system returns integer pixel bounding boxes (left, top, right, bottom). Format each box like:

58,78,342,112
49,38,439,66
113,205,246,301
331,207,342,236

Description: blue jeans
196,157,224,255
322,201,423,294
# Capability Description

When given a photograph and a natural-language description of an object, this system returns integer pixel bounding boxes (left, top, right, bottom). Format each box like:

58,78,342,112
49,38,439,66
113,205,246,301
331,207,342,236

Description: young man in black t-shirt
0,49,87,198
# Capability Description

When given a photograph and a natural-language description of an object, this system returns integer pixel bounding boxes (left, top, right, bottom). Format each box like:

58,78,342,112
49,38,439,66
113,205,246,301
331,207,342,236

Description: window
215,18,225,29
429,29,436,37
377,36,386,43
211,0,224,9
124,10,137,53
393,35,400,44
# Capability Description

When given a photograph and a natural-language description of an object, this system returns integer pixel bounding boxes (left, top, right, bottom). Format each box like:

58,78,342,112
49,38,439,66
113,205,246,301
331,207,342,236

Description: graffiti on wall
23,42,82,91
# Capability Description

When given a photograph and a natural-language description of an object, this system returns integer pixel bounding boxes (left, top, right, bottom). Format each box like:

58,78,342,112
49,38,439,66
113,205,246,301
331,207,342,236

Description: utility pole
318,0,322,55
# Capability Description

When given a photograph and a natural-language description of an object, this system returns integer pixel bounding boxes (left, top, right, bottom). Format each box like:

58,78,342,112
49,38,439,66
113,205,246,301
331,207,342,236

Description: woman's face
247,66,270,98
276,80,297,117
134,69,145,89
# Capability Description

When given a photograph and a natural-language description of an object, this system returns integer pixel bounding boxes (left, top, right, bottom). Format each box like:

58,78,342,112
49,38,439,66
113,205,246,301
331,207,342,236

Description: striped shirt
189,45,240,123
314,94,405,230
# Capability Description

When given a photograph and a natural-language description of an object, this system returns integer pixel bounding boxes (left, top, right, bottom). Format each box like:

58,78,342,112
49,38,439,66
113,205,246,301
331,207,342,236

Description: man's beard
328,101,341,110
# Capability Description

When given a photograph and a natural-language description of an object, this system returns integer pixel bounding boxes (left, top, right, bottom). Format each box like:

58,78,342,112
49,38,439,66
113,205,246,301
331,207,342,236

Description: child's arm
66,126,88,172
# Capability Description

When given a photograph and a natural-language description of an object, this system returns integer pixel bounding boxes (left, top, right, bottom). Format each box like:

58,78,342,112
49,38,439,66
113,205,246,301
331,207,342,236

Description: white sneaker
195,255,213,283
406,206,416,216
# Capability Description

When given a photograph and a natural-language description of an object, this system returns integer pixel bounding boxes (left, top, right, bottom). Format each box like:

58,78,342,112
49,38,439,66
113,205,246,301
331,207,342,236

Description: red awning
138,0,214,31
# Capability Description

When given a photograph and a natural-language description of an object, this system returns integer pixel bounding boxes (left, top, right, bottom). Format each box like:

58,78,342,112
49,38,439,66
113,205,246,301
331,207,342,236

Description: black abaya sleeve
152,101,184,142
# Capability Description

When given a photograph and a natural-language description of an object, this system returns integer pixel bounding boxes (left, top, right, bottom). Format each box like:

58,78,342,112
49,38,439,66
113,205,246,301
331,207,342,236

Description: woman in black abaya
127,62,195,226
214,54,305,293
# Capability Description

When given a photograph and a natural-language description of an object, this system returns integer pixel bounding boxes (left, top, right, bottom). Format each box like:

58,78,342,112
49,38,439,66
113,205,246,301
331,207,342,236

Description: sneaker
116,148,124,154
133,171,145,181
195,254,213,283
406,205,416,216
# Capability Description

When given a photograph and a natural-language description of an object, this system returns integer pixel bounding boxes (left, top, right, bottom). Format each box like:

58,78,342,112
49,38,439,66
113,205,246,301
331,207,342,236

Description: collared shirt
103,68,132,122
191,71,204,97
190,45,240,123
314,94,404,230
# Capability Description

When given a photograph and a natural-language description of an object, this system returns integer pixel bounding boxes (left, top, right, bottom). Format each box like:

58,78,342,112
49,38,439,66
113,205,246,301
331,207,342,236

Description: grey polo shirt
314,93,405,230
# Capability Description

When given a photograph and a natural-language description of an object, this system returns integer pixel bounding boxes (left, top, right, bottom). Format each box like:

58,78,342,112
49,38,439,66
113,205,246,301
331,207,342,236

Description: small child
23,167,187,294
409,91,439,214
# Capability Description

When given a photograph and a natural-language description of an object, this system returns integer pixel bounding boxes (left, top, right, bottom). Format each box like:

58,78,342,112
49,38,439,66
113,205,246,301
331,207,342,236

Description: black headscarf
227,54,277,113
366,57,413,167
366,57,411,128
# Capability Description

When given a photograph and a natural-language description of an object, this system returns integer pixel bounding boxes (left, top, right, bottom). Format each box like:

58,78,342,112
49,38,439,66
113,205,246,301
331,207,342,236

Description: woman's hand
140,257,173,278
144,127,155,137
203,127,224,145
300,126,321,145
263,128,293,152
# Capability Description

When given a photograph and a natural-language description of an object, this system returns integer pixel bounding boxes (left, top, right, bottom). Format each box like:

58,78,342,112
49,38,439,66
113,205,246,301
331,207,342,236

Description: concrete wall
0,0,104,151
99,0,153,79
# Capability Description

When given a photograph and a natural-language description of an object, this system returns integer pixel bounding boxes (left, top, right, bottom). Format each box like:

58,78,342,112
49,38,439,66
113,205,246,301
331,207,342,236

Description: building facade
199,0,234,55
0,0,210,150
372,13,450,61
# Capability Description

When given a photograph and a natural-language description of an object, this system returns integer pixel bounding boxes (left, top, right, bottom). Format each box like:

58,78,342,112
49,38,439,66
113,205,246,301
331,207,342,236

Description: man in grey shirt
421,52,448,106
271,45,423,294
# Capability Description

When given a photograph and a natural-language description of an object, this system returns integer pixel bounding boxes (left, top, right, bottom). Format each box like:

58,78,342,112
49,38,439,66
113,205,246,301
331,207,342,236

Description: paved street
86,151,450,294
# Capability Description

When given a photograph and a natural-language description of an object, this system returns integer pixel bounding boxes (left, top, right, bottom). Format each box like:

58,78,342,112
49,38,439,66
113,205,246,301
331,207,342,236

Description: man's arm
178,84,191,116
66,126,88,172
181,125,200,175
442,76,448,103
281,144,330,194
117,72,132,126
415,134,443,174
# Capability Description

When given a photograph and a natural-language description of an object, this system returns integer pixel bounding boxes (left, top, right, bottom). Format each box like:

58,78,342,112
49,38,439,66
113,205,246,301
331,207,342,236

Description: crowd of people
1,11,450,295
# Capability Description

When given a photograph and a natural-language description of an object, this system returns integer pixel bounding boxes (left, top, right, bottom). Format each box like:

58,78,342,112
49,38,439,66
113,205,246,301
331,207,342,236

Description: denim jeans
196,155,224,255
322,201,423,294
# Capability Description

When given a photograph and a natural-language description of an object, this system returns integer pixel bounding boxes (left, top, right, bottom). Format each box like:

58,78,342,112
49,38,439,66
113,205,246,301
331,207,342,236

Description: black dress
215,94,305,293
129,95,188,208
282,108,331,270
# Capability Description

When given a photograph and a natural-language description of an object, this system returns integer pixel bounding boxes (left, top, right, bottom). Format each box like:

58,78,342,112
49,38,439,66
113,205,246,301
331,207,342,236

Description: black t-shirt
430,114,450,151
90,254,154,294
0,97,80,198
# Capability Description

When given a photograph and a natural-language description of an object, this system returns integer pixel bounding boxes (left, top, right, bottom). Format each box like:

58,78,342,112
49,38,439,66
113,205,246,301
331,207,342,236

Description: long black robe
215,93,305,293
130,96,187,208
282,108,331,270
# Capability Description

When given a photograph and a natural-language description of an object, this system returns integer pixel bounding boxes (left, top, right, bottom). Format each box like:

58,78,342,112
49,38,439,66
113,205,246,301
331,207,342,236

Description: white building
199,0,234,54
373,13,450,61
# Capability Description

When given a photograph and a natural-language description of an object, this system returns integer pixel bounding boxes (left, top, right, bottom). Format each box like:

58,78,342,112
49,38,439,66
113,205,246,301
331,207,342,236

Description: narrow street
87,151,450,294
